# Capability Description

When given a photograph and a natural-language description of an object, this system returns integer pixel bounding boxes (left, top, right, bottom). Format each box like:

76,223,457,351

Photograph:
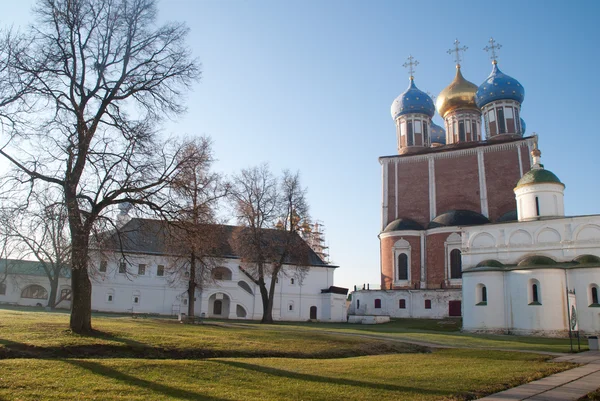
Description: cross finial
402,55,419,80
447,39,468,66
483,37,502,64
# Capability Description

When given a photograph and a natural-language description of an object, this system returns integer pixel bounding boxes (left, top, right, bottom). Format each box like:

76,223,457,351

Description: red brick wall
435,155,480,215
425,232,447,289
386,160,430,227
380,234,421,289
485,147,524,222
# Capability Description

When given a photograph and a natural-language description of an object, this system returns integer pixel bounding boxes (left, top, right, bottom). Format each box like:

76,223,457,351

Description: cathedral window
407,121,414,146
119,262,126,274
529,279,541,305
397,253,408,281
535,197,540,216
496,107,506,134
458,121,465,142
374,299,381,309
450,249,462,279
590,285,599,306
425,299,431,309
399,299,406,309
472,121,478,141
21,285,48,299
157,265,165,277
99,261,107,272
356,299,360,309
476,283,487,305
138,264,146,275
423,123,429,145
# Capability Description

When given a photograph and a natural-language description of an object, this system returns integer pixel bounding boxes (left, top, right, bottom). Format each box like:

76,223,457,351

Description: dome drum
396,115,432,154
482,100,523,139
443,110,482,144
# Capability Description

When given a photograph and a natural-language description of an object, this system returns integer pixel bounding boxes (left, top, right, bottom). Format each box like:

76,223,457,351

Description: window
132,290,141,305
157,265,165,277
99,261,107,272
450,249,462,279
397,253,408,280
238,281,253,295
590,285,599,306
106,289,115,303
184,271,190,278
290,278,295,285
288,303,294,311
496,107,506,133
407,121,414,146
399,299,406,309
236,305,247,318
529,279,541,305
133,296,140,304
213,299,222,315
60,288,72,301
119,262,126,274
107,294,113,302
21,285,48,299
0,282,6,295
183,298,188,305
212,267,232,281
472,121,478,140
425,299,431,309
423,123,429,145
458,121,465,142
535,196,540,216
138,264,146,275
356,299,360,309
374,299,381,309
476,283,487,305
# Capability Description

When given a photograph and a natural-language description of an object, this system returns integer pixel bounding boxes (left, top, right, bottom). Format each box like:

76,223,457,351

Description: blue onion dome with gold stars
435,65,479,118
475,62,525,108
391,78,435,120
430,121,446,145
520,118,526,135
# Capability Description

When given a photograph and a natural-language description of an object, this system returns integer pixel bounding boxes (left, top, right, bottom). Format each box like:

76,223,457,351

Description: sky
2,0,600,291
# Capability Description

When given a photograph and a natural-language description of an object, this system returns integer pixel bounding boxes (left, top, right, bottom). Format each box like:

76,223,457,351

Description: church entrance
310,306,317,320
448,300,461,317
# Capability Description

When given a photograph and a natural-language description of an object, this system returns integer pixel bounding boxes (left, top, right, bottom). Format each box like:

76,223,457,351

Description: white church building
88,217,348,322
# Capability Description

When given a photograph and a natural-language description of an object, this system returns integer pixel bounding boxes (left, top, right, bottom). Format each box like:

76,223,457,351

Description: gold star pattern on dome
483,37,502,64
403,55,419,79
447,39,468,66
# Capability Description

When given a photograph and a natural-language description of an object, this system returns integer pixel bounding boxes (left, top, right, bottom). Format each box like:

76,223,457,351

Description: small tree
229,165,311,323
0,0,200,333
168,137,227,319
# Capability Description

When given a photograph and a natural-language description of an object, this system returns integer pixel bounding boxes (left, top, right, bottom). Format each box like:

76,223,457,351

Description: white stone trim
395,159,399,220
420,232,426,288
392,239,411,286
477,150,489,217
428,157,436,220
517,145,523,177
445,233,463,285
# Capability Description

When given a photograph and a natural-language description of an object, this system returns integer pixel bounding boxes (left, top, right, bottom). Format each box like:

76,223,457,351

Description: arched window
212,267,232,281
356,299,360,309
374,299,381,309
399,299,406,309
236,305,247,318
21,285,48,299
482,286,487,303
590,285,599,306
529,279,541,305
397,253,408,281
450,249,462,279
238,281,253,295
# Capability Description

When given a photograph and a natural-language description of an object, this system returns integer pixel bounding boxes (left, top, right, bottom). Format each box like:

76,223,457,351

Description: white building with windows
89,218,348,321
461,148,600,336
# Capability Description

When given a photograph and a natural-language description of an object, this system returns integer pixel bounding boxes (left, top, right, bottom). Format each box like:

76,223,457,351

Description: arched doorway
310,306,317,320
208,293,230,318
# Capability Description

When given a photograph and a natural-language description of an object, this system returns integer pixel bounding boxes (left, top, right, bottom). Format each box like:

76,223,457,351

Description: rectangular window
399,299,406,309
496,107,506,133
488,109,496,122
107,294,114,303
423,123,429,145
290,278,295,285
99,261,107,273
406,121,414,146
157,265,165,277
288,304,293,311
504,107,514,118
535,196,540,216
138,264,146,275
458,121,466,142
472,122,478,140
133,296,140,304
414,120,422,134
425,299,432,309
119,262,126,274
374,299,381,309
515,108,520,132
0,283,6,295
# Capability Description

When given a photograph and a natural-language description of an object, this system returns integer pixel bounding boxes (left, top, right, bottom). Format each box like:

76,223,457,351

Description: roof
464,254,600,274
383,218,424,232
321,286,349,295
515,168,564,188
96,218,334,268
0,259,70,278
379,135,534,160
428,210,490,229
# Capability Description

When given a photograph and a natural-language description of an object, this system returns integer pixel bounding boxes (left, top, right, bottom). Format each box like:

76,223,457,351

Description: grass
0,307,590,400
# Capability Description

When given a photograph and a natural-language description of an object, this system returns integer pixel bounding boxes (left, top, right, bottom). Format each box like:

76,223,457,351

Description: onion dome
515,168,563,188
435,65,478,118
430,122,446,145
391,78,435,120
520,118,526,135
475,63,525,109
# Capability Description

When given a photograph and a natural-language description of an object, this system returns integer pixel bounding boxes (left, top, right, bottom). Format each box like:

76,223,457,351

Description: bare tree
0,0,200,333
0,190,71,309
229,165,311,323
168,137,227,319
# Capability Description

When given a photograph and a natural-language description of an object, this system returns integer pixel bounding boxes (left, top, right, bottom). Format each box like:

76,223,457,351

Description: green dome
476,259,504,268
515,168,563,188
573,255,600,264
517,255,556,267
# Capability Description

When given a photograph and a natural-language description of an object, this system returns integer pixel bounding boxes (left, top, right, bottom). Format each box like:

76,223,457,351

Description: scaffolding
301,221,330,264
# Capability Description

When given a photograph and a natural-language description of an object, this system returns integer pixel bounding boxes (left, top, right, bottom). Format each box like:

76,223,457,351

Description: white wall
462,271,505,332
0,275,71,309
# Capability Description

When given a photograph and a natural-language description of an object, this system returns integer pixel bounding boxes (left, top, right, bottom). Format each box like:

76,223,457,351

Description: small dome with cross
475,63,525,109
391,78,435,120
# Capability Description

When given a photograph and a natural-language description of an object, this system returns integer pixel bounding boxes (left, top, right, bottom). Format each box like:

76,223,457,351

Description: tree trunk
47,275,59,309
258,278,273,324
187,251,196,320
68,224,92,333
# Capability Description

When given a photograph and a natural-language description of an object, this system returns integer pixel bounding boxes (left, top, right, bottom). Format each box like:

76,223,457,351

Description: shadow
210,359,446,396
65,359,230,401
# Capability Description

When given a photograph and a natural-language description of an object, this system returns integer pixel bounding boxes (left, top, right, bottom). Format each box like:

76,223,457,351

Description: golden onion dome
436,65,479,118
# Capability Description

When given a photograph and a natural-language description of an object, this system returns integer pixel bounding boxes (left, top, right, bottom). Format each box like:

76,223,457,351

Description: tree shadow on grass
210,360,447,397
65,359,230,401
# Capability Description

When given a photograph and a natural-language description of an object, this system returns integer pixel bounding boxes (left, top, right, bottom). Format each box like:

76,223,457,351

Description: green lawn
0,307,587,400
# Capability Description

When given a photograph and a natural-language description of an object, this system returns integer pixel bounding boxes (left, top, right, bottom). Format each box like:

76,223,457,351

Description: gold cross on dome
484,37,502,63
403,55,419,79
447,39,468,66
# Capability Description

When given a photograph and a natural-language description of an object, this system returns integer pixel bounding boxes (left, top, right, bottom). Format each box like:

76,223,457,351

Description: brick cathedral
365,40,535,318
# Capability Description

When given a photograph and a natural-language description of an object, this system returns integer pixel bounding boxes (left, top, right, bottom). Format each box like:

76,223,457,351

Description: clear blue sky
3,0,600,291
